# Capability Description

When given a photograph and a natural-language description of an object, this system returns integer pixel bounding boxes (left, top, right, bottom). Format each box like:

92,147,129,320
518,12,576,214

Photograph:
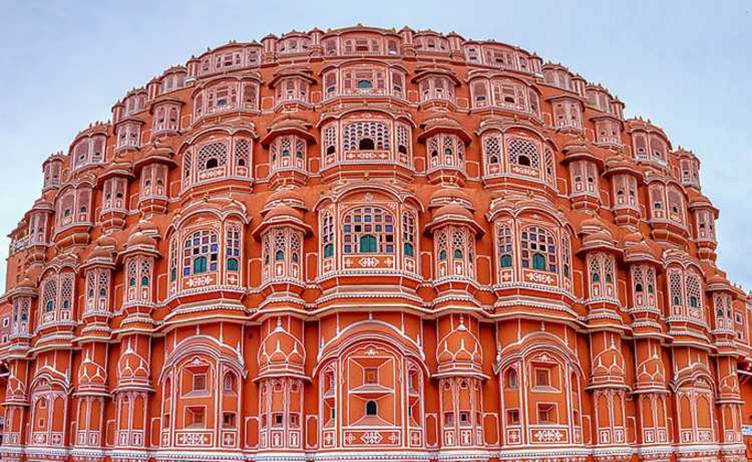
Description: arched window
506,369,518,388
521,226,557,273
223,372,236,393
342,207,395,254
357,79,373,90
227,258,238,271
365,400,378,416
183,230,219,276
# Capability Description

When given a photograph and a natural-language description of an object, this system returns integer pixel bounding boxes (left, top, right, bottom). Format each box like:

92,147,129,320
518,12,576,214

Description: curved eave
417,123,472,144
252,216,313,239
424,214,485,236
260,124,315,146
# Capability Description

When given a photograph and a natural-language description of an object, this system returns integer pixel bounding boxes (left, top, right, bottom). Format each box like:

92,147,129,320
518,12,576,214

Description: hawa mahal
0,25,750,462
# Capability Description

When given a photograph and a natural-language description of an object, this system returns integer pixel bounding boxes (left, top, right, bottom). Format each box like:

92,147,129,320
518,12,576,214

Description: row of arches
8,326,733,454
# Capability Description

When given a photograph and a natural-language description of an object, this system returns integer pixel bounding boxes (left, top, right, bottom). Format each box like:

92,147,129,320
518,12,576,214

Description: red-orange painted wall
0,25,750,462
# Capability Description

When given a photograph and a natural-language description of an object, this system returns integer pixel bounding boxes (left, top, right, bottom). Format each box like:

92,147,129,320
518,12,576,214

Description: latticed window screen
243,83,258,109
169,236,178,284
323,125,337,161
650,136,665,161
183,151,193,186
60,273,74,311
520,226,556,273
634,134,648,160
343,121,390,151
544,148,555,186
632,264,656,307
402,211,416,256
42,277,57,313
714,293,732,325
234,139,250,169
685,273,703,314
561,234,571,279
507,138,540,169
483,135,502,172
667,189,684,224
322,211,335,257
342,207,395,254
183,230,219,276
437,228,449,261
225,224,241,271
498,224,514,268
197,142,228,170
669,270,684,308
396,124,411,155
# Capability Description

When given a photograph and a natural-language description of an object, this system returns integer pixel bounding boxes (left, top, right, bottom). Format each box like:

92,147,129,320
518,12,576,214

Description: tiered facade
0,25,751,462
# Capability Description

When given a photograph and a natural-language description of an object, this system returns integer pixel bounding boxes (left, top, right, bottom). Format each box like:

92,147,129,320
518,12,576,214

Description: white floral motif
526,272,554,284
359,257,378,267
361,431,383,444
534,429,563,442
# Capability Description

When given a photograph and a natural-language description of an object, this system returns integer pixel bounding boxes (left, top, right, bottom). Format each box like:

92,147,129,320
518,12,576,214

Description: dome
428,187,474,210
433,203,474,221
264,187,305,209
126,231,156,248
436,318,482,374
264,204,304,222
623,239,660,263
258,319,306,377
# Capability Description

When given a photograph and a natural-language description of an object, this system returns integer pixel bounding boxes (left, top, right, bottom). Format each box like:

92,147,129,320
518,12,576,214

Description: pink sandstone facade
0,25,751,462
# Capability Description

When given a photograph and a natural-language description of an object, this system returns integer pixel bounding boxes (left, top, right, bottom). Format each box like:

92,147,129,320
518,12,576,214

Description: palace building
1,25,751,462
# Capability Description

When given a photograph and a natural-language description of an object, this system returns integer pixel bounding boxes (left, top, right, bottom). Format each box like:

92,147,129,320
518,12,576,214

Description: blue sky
0,0,750,293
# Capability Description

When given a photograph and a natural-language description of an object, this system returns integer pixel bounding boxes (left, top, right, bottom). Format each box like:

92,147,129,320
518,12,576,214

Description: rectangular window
187,407,205,428
537,404,556,424
223,412,236,428
507,409,520,425
273,413,284,427
364,368,378,384
193,373,207,392
534,367,551,388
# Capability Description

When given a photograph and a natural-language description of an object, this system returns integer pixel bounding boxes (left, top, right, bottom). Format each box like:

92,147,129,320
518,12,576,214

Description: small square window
364,368,378,384
222,412,236,429
186,407,205,428
534,367,551,388
193,373,207,392
273,413,284,427
537,404,556,424
507,409,520,425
